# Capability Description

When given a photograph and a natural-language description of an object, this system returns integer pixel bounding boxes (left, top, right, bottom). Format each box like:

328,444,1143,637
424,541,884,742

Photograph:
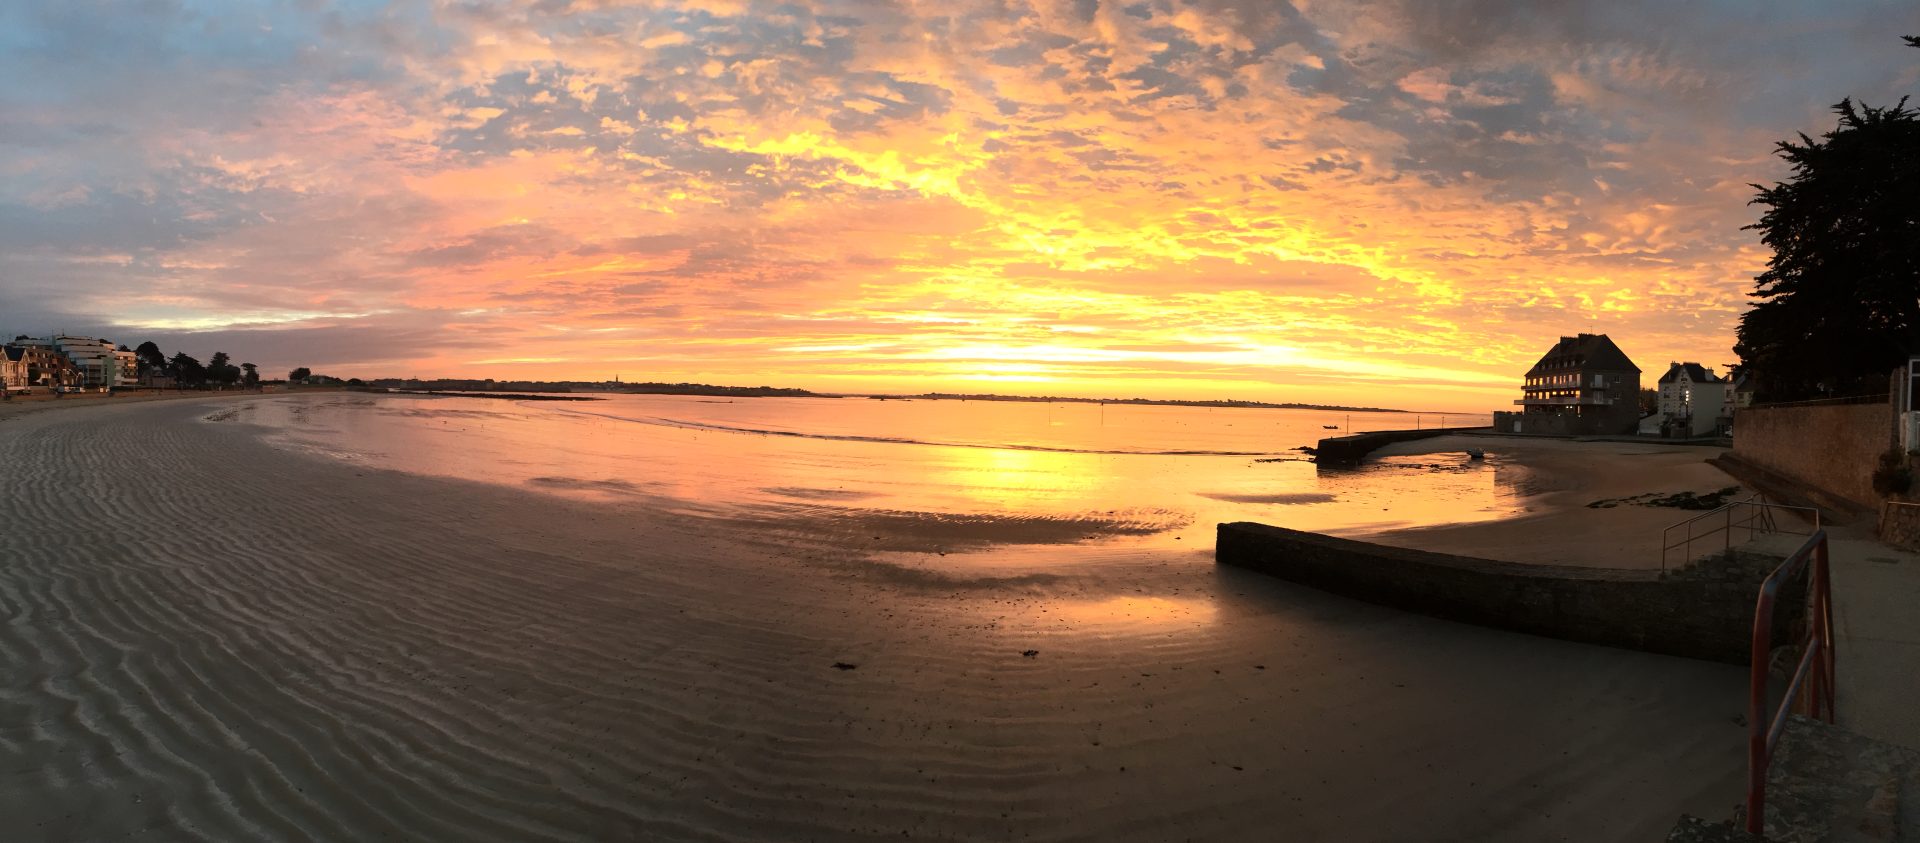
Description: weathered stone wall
1216,522,1795,664
1732,403,1892,510
1491,408,1638,436
1878,502,1920,551
1311,426,1483,465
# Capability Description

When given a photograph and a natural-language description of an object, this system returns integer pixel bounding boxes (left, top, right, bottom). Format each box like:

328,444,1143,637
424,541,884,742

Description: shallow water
231,393,1514,560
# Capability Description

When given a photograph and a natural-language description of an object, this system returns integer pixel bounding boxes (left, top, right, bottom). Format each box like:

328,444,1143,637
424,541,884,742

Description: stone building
1492,333,1642,435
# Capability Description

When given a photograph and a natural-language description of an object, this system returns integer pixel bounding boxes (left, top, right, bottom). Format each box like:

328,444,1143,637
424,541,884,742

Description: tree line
130,341,260,389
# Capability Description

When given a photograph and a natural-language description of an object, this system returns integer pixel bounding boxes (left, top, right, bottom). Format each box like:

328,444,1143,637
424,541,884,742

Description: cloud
0,0,1910,407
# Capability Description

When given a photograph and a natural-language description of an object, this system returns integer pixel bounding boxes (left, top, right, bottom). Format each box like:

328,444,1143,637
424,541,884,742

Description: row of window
1525,373,1607,388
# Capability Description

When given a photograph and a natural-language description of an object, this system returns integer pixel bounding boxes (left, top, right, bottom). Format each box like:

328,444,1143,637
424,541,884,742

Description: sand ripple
0,397,1750,841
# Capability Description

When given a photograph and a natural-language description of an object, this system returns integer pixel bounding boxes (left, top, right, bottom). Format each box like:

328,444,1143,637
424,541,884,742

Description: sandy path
0,399,1748,841
1359,435,1758,569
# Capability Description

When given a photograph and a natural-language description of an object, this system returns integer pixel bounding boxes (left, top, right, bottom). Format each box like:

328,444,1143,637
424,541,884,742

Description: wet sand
1,399,1749,840
1360,435,1757,569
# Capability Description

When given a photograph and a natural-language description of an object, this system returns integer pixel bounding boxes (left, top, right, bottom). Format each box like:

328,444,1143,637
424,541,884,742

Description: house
0,346,26,391
1492,333,1642,435
3,340,80,391
1730,372,1755,410
1656,362,1731,437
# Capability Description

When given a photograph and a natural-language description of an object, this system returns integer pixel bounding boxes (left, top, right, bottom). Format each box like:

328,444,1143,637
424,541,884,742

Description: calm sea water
236,393,1514,564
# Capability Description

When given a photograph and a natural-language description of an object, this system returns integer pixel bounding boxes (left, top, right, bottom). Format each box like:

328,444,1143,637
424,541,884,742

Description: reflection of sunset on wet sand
240,394,1519,555
1,391,1761,841
8,3,1905,840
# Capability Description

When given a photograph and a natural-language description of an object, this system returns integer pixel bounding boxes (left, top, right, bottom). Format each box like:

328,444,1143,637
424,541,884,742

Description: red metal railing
1745,530,1835,835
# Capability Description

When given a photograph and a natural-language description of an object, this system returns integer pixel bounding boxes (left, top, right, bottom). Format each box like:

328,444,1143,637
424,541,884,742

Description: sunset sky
3,1,1917,410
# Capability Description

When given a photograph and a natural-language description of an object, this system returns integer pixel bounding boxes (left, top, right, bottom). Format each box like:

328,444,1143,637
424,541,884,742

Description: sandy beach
0,398,1751,841
1360,435,1761,569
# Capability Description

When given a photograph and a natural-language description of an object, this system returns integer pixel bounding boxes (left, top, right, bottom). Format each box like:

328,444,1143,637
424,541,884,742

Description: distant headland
359,378,1412,413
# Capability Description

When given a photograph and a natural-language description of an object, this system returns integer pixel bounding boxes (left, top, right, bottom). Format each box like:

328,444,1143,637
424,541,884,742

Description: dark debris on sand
1586,486,1742,511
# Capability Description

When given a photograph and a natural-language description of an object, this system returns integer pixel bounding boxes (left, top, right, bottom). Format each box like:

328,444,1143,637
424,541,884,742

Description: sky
3,1,1917,410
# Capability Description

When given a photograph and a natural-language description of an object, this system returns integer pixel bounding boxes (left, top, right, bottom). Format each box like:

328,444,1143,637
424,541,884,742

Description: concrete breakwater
1310,427,1487,465
1216,522,1794,664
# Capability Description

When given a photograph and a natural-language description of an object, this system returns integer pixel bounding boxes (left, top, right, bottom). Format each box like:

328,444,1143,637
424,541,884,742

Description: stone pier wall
1312,426,1486,466
1216,521,1794,664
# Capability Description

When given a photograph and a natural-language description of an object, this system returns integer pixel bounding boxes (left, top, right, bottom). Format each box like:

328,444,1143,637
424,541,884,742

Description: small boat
1321,425,1339,430
1465,448,1485,460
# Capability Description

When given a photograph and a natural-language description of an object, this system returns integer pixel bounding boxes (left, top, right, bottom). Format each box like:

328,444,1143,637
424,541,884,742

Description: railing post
1820,539,1836,722
1747,581,1772,835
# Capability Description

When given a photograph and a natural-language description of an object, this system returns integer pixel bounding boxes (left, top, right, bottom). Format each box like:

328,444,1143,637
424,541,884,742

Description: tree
133,341,167,380
1734,37,1920,401
207,351,241,386
170,353,206,386
241,363,260,389
289,366,312,382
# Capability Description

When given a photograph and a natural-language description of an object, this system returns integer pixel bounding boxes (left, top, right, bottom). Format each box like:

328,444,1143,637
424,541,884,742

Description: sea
234,392,1515,566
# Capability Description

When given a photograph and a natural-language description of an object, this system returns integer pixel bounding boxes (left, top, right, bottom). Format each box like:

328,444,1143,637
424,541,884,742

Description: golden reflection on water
1040,595,1219,631
250,394,1517,561
932,443,1092,510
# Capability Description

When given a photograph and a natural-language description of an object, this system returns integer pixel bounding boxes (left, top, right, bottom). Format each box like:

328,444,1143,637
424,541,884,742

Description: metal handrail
1660,498,1820,571
1745,530,1835,835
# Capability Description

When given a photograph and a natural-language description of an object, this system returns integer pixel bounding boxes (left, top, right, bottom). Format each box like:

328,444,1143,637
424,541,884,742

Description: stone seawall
1312,426,1487,465
1732,402,1891,511
1216,522,1795,664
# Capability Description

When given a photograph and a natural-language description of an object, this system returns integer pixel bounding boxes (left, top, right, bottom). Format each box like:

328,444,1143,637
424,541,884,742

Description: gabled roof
1523,333,1639,377
2,346,23,362
1657,362,1722,385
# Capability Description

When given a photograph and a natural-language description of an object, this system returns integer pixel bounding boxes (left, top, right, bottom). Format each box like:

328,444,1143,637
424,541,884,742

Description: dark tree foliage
241,363,260,388
133,341,167,375
1734,39,1920,401
170,353,206,385
206,351,241,386
289,366,312,382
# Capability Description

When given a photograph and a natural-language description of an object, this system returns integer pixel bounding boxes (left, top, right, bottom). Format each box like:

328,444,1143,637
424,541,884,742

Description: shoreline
1354,435,1755,568
0,387,289,422
0,399,1747,840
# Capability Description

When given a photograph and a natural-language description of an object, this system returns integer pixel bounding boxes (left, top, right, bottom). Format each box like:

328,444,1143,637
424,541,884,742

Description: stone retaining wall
1216,521,1797,664
1879,502,1920,551
1732,402,1892,510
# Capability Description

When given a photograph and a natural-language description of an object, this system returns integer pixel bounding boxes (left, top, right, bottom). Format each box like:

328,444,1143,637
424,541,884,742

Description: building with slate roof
1656,361,1732,437
1493,333,1643,435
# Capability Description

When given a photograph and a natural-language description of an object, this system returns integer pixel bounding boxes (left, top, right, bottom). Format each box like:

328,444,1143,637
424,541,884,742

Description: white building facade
1656,362,1732,437
48,336,137,389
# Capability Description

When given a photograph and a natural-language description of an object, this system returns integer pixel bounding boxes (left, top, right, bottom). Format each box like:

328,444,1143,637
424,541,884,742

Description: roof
1522,333,1640,377
1657,362,1722,385
2,346,22,362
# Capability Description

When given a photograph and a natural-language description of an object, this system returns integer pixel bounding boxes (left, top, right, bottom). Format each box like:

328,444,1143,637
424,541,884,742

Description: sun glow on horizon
4,1,1904,408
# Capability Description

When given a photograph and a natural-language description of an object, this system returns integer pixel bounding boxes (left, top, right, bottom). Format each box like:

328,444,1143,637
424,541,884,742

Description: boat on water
1321,425,1339,430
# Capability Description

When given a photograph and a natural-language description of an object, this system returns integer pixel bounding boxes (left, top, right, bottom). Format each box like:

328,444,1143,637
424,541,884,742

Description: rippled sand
2,397,1748,841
